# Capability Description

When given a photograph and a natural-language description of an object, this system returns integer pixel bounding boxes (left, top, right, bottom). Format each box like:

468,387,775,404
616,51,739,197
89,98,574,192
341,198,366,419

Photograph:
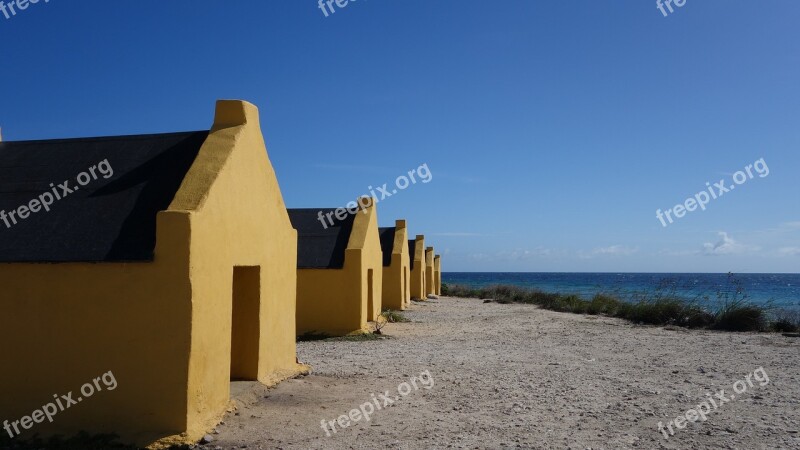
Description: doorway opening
231,266,260,381
403,268,408,305
367,269,374,321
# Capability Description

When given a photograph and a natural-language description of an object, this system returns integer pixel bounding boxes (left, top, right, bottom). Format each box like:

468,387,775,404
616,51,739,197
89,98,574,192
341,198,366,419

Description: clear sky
1,0,798,273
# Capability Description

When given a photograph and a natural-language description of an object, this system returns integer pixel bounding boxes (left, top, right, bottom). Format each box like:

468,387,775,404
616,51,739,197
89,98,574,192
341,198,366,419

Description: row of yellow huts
0,100,442,447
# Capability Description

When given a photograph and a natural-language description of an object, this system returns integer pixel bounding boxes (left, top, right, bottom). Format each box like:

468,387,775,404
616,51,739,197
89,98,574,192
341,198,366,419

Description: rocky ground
200,297,800,449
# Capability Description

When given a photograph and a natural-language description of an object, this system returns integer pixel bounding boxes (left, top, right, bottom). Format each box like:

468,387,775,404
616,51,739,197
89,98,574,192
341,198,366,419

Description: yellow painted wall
425,247,435,296
381,220,410,311
0,220,192,446
170,100,303,441
295,198,383,336
0,100,303,447
409,235,426,300
434,255,442,295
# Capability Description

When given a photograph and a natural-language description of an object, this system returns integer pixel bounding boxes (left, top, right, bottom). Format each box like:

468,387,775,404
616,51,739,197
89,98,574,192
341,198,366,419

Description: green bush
619,298,714,328
713,305,767,332
586,294,624,315
769,309,800,332
770,318,798,333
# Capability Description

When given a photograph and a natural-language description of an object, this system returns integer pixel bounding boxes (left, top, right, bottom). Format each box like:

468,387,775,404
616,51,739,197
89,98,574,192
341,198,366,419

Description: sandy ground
199,297,800,450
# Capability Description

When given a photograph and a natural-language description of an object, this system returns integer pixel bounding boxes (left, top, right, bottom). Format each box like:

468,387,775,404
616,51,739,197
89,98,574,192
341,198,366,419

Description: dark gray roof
288,209,355,269
0,131,208,262
378,227,396,267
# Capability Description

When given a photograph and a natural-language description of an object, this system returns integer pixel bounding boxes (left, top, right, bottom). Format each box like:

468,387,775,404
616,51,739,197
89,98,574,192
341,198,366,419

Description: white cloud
778,247,800,256
578,245,639,259
594,245,639,256
702,232,759,256
466,247,564,262
466,252,491,262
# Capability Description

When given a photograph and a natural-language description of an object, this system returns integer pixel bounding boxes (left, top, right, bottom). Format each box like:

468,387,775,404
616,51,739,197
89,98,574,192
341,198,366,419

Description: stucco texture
0,100,304,447
295,199,383,337
409,235,426,300
434,255,442,295
381,220,411,311
425,247,436,297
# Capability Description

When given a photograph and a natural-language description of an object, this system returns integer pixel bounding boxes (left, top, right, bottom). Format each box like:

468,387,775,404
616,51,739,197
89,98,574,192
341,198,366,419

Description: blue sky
1,0,798,273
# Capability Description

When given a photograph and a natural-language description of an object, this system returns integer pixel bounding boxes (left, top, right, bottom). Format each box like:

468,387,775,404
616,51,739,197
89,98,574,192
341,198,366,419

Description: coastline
442,272,800,310
443,283,800,333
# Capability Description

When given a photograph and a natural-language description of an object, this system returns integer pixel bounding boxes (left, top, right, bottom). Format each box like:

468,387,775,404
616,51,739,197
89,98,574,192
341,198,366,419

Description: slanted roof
378,227,396,267
0,131,208,262
288,209,355,269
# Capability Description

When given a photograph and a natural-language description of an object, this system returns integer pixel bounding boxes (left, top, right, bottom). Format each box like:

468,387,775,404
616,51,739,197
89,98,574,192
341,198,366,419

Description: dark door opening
367,269,374,321
403,268,408,304
231,266,260,381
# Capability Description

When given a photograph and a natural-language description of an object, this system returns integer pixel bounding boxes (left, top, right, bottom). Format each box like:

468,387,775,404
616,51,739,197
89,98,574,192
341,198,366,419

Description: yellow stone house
434,254,442,295
0,100,304,447
425,246,436,297
289,198,383,336
379,220,411,310
408,235,427,300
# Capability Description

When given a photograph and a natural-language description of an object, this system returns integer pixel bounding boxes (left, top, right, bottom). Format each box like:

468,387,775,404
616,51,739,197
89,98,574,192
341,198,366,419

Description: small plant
372,314,389,335
713,305,767,331
770,309,800,332
711,273,767,332
381,309,410,323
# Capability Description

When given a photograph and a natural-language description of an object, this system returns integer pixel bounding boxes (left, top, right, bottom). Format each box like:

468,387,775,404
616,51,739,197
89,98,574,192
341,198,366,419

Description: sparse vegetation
297,331,332,342
713,303,767,332
297,331,389,342
381,309,410,323
769,309,800,333
297,311,411,342
445,273,791,333
371,314,389,335
330,332,387,342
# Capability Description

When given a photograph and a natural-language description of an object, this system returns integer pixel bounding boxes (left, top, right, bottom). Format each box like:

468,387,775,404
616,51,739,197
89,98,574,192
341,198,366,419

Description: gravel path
203,297,800,449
